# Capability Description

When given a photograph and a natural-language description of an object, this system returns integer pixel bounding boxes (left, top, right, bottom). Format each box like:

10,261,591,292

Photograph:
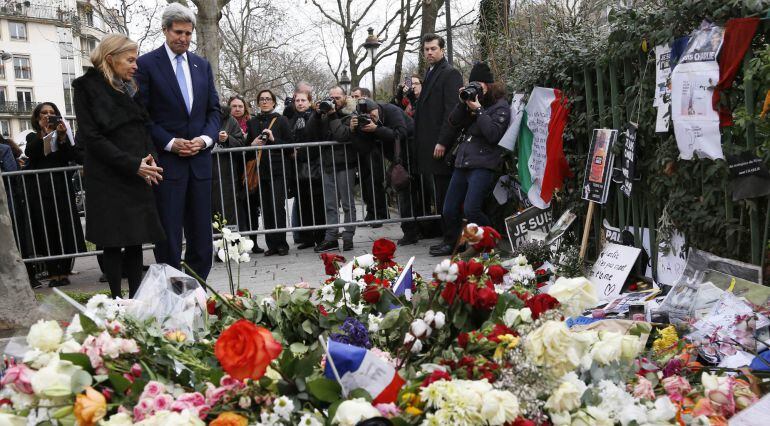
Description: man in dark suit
412,33,463,247
135,3,220,279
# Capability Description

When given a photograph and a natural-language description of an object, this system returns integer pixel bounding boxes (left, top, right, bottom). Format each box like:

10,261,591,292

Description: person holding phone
24,102,85,287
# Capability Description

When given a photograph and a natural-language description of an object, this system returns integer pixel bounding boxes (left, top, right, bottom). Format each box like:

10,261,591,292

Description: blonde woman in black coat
73,34,165,298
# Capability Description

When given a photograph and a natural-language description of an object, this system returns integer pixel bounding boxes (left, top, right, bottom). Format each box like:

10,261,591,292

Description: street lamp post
362,27,381,97
339,68,351,94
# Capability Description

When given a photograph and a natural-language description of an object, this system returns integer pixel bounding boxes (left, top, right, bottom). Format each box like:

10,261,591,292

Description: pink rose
119,338,139,354
205,386,229,406
692,397,715,417
219,375,243,390
0,364,34,394
141,381,165,399
130,363,142,378
170,400,194,413
133,398,154,421
633,376,655,400
662,376,691,402
153,394,174,411
375,402,400,417
177,392,206,406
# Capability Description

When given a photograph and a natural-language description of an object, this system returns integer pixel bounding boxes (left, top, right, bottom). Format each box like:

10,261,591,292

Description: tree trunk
192,0,224,92
418,0,444,75
0,186,39,330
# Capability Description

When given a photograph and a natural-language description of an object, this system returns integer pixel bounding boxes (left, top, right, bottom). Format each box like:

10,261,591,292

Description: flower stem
181,262,246,319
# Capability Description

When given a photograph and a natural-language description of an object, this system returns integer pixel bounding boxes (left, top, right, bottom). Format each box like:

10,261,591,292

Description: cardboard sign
619,123,638,197
588,243,641,302
505,206,552,250
582,129,618,204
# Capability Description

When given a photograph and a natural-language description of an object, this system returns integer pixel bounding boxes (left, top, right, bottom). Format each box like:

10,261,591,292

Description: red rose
512,417,537,426
475,284,498,310
525,293,560,320
472,226,502,252
457,332,469,348
454,260,469,281
372,239,397,265
467,260,484,277
440,281,457,305
214,319,283,381
363,273,376,285
318,305,328,317
420,370,452,388
487,264,507,284
206,298,217,315
320,253,345,276
459,282,478,306
487,323,516,342
362,284,381,304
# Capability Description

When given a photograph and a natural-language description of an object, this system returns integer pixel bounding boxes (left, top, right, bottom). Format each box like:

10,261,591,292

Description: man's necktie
175,54,191,113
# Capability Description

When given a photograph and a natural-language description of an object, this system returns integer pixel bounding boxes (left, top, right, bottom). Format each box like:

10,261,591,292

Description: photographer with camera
429,62,510,256
24,102,85,287
306,86,357,252
391,75,422,118
245,89,292,256
349,90,407,228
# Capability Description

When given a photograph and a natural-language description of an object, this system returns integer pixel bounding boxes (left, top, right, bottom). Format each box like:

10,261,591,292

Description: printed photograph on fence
677,72,719,119
582,128,617,204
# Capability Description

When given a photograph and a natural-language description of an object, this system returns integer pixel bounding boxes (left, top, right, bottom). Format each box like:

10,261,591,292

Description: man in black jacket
306,86,357,252
413,33,463,242
349,96,408,226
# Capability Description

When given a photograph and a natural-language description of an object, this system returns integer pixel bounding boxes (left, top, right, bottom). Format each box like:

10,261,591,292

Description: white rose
332,398,380,426
101,413,135,426
547,277,598,316
525,321,590,377
355,254,375,269
647,396,677,423
617,402,648,426
503,309,521,327
410,319,430,338
433,312,446,329
519,307,533,323
0,413,26,426
58,339,82,354
549,411,571,426
23,348,55,370
352,267,365,279
545,373,587,413
480,390,520,425
591,331,623,365
27,320,63,352
573,407,612,426
620,334,642,361
31,358,92,398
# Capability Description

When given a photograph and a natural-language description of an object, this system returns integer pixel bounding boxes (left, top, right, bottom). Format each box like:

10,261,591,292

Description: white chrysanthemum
298,413,323,426
273,395,295,419
368,314,383,333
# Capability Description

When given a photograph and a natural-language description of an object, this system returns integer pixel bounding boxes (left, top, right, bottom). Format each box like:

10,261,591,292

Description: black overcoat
72,68,165,247
413,57,463,175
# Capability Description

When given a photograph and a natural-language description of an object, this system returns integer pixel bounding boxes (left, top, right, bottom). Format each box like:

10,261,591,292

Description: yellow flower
74,386,106,426
405,406,423,416
164,330,188,342
653,325,678,354
210,412,249,426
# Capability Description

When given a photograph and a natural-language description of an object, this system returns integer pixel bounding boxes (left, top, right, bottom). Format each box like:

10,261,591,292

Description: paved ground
32,222,443,298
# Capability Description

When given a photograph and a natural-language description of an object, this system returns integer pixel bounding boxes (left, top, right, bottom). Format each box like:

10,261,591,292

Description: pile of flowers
0,223,767,425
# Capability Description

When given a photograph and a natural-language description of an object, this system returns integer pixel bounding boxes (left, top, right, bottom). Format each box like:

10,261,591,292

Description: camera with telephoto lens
354,99,372,129
459,82,483,102
318,97,336,113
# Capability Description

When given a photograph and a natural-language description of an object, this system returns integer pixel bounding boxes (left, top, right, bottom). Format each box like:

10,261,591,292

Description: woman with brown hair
73,33,165,297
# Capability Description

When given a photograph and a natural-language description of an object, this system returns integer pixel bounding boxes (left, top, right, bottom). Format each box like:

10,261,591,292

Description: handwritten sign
588,243,641,302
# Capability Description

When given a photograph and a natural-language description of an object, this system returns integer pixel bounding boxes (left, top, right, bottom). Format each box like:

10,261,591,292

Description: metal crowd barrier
1,141,442,263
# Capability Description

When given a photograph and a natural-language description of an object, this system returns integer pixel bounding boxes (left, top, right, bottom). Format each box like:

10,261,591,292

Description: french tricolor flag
391,256,415,303
323,340,405,404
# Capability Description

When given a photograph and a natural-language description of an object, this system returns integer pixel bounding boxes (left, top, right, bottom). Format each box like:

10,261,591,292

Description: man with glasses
307,86,357,252
136,3,220,279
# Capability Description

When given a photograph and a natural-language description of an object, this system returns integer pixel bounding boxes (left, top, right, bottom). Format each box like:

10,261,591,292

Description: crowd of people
0,3,512,296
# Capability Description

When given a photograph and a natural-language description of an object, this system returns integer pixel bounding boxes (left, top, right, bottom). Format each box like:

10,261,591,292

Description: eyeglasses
258,97,273,102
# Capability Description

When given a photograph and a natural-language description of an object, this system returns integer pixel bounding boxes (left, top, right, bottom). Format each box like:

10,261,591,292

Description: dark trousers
259,174,288,250
442,168,495,243
410,173,450,238
296,177,326,244
103,245,142,298
153,175,213,279
359,150,388,220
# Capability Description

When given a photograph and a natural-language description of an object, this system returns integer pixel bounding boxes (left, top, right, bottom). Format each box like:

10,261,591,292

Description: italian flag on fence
517,87,572,209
